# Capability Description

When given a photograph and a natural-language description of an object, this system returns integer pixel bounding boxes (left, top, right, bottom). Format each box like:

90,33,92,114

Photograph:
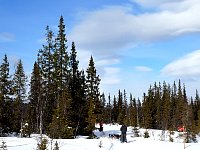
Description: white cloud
161,50,200,79
135,66,153,72
0,32,15,42
69,0,200,59
96,58,120,66
101,67,121,85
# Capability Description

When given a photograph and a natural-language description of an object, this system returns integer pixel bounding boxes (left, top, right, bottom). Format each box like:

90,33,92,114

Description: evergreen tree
161,81,171,130
170,81,177,130
98,92,106,123
69,42,87,136
53,141,59,150
122,89,128,124
112,95,118,123
0,54,13,135
37,138,48,150
47,16,72,138
29,62,43,133
103,94,112,123
128,94,137,127
137,98,142,128
0,141,7,150
143,86,154,129
37,26,56,131
12,59,27,134
117,90,123,124
155,82,162,129
54,16,70,98
85,56,101,133
175,80,187,128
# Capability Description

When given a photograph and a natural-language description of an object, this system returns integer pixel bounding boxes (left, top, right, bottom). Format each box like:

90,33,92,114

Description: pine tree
0,54,13,135
85,56,101,132
37,138,48,150
48,108,73,139
143,86,154,129
122,89,128,124
12,59,27,135
117,90,123,124
100,92,106,120
174,80,187,129
69,42,87,136
36,26,57,133
137,98,143,128
130,97,137,127
47,16,72,138
54,16,70,99
0,140,7,150
155,82,162,129
161,81,171,130
103,94,112,123
170,81,177,130
112,95,118,123
29,62,42,133
53,141,59,150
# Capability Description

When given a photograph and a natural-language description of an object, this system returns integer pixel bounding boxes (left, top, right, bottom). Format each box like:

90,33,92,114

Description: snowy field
1,124,200,150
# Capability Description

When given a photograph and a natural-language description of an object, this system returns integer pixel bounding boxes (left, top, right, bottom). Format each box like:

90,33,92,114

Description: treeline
105,82,200,134
0,16,200,139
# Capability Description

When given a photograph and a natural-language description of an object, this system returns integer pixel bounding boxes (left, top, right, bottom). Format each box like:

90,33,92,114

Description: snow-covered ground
1,124,200,150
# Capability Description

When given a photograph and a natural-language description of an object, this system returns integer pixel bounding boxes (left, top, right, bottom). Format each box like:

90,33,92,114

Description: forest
0,16,200,139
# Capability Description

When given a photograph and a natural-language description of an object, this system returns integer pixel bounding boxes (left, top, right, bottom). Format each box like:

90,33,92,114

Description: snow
1,124,200,150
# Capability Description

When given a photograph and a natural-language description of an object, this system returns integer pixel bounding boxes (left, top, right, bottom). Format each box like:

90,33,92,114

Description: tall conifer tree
85,56,101,133
0,54,13,135
12,59,27,134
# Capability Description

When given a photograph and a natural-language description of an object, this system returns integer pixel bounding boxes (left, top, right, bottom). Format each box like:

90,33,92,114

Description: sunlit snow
0,124,200,150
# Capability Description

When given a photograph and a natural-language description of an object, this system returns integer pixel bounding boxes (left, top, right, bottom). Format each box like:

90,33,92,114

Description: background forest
0,16,200,139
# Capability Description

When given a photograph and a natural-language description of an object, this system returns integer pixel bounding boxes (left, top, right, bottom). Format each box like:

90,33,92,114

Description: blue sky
1,0,200,99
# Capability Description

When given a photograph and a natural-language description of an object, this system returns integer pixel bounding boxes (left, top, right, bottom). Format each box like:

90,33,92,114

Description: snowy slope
0,124,200,150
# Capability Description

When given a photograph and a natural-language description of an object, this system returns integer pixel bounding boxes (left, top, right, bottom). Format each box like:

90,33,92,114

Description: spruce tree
29,62,42,133
117,90,123,124
47,16,72,138
112,95,118,123
85,56,101,134
53,141,59,150
137,98,143,128
69,42,87,136
143,86,154,129
122,89,128,124
103,94,112,123
12,59,27,134
170,81,177,130
161,81,171,130
0,54,13,135
132,97,137,127
174,80,187,128
40,26,55,130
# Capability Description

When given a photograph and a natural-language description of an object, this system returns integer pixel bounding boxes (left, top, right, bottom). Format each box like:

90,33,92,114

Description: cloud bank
70,0,200,57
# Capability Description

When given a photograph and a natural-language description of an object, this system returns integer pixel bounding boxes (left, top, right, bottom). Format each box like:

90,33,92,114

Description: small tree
0,141,7,150
144,130,150,138
21,122,30,137
133,127,140,137
37,138,48,150
53,141,59,150
48,109,74,139
169,131,174,142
